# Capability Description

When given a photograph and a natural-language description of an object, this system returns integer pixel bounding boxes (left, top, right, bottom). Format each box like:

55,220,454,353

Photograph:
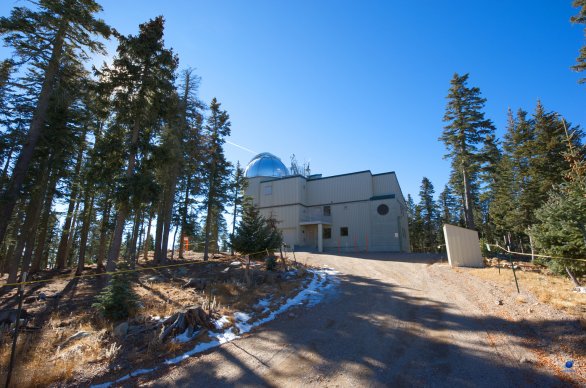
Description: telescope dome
245,152,289,178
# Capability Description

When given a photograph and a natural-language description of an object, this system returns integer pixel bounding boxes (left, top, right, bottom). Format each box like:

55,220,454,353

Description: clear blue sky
1,0,585,200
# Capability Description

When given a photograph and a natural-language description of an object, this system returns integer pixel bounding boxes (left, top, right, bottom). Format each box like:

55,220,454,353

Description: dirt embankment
0,252,310,387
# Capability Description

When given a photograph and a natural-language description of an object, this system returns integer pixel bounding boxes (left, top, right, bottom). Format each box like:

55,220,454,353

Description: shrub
93,274,139,321
265,255,277,271
529,180,586,277
231,199,283,259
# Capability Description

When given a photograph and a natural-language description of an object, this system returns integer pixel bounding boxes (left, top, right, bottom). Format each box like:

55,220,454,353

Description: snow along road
142,252,575,387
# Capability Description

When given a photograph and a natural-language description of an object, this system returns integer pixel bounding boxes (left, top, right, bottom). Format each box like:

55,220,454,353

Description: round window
377,204,389,215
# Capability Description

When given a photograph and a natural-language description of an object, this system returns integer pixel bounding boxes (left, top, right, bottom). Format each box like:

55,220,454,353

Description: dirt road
142,253,581,387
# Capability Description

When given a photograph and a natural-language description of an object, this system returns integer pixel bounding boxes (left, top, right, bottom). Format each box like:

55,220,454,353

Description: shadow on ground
145,270,579,388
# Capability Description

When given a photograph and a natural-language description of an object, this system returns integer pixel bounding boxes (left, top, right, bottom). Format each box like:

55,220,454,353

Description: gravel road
141,252,581,387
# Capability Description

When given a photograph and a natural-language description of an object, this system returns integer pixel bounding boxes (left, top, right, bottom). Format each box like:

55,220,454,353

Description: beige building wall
244,170,410,252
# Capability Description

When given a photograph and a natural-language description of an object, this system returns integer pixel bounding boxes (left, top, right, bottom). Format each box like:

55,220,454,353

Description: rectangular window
340,227,348,236
323,206,331,216
324,227,331,239
263,185,272,195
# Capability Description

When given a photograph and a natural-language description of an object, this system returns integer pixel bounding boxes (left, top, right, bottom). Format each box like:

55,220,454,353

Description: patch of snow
164,339,221,365
213,315,231,330
90,367,157,388
93,269,338,385
230,261,242,266
256,299,270,308
174,328,200,343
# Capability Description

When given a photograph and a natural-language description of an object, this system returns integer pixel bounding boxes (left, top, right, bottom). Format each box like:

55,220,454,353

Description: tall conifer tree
440,73,495,230
0,0,110,244
201,98,232,261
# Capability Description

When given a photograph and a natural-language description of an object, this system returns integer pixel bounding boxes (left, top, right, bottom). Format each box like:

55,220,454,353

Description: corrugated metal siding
259,205,300,230
369,200,401,251
246,170,410,252
322,202,371,251
306,172,372,205
372,174,393,196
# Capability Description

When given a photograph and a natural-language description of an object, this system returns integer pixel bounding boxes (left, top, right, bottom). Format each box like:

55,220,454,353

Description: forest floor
0,252,322,387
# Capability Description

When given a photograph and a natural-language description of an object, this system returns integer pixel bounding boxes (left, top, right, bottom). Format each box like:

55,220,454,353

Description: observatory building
244,152,410,253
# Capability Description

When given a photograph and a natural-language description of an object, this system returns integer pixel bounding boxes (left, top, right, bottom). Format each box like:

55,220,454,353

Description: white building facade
244,153,410,253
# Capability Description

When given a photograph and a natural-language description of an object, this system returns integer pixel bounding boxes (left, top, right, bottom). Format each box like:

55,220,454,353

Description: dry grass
466,266,586,320
0,255,309,387
0,314,113,387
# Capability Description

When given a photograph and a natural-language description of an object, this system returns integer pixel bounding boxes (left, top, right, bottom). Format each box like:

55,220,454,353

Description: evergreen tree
201,98,233,261
100,16,178,271
230,162,248,255
440,73,495,230
0,0,110,244
529,124,586,278
571,0,586,83
406,194,423,252
418,177,438,252
231,199,282,259
491,108,535,246
438,184,458,226
176,68,204,259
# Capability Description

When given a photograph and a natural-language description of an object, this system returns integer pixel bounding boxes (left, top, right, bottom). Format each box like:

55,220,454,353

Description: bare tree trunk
31,172,58,273
136,212,145,264
0,18,68,245
203,200,213,261
65,198,81,267
1,146,14,186
143,207,153,262
7,196,42,283
230,187,238,256
171,224,178,259
566,267,581,287
462,168,475,230
55,146,84,269
154,201,164,263
76,192,94,275
179,177,190,259
7,163,50,282
128,208,142,269
529,235,535,263
203,171,217,261
518,238,524,254
107,124,140,271
96,198,112,272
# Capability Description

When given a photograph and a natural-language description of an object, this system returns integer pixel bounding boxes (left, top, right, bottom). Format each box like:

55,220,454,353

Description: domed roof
245,152,290,178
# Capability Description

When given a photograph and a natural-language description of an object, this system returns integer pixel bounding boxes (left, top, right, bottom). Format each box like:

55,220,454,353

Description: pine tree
100,16,178,271
176,68,204,259
230,162,248,255
406,194,423,252
201,98,233,261
0,0,110,244
491,108,535,246
571,0,586,83
528,123,586,279
440,73,495,230
438,184,458,226
418,177,438,252
231,199,282,258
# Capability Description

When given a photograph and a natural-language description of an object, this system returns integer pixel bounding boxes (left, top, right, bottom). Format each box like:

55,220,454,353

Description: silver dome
245,152,290,178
